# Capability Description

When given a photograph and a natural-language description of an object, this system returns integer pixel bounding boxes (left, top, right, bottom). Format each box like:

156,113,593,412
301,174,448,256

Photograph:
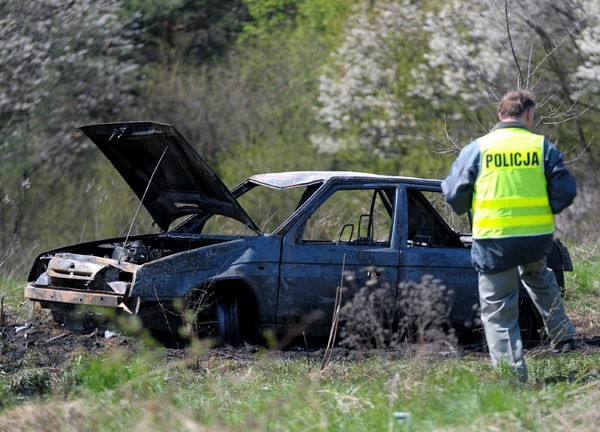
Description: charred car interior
25,122,573,345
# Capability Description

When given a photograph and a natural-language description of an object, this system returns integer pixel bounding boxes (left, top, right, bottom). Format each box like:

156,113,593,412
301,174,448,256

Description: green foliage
137,0,356,185
1,4,599,428
243,0,356,39
212,2,356,183
69,349,167,395
565,247,600,313
243,0,301,34
2,0,600,282
404,361,528,426
121,0,250,64
0,0,144,279
330,141,450,178
6,369,54,399
309,1,457,179
0,152,156,277
570,258,600,297
529,352,600,383
120,0,186,22
0,277,26,311
0,277,31,325
2,347,600,430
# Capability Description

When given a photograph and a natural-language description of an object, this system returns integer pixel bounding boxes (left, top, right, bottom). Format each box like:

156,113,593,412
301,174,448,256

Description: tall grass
1,345,599,431
0,276,32,324
0,249,598,431
565,247,600,313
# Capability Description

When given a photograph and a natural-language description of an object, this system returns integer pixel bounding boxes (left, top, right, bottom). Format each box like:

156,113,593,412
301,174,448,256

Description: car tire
518,300,543,345
554,270,565,294
217,295,240,344
50,304,69,325
50,305,96,333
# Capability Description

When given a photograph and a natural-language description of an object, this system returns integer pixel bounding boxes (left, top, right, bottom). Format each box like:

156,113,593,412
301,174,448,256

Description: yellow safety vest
472,127,554,239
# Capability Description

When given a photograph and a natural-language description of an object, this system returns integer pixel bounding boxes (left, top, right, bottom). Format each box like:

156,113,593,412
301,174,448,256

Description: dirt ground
1,307,599,377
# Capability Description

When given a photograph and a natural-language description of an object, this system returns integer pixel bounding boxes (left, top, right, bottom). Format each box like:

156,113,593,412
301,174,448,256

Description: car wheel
50,304,69,324
50,305,96,333
554,270,565,294
518,300,542,345
217,295,240,344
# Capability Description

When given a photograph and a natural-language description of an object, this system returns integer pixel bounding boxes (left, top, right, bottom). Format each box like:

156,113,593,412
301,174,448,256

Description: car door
400,186,479,335
278,185,401,332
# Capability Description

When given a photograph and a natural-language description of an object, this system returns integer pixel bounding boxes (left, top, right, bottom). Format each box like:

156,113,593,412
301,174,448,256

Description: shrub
339,273,456,351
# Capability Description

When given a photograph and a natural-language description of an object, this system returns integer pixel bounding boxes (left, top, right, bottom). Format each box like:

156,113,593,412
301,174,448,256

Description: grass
564,247,600,314
0,251,598,431
0,276,33,325
1,349,599,431
566,263,600,311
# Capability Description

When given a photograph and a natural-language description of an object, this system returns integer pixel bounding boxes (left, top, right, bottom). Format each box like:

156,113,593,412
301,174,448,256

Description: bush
339,274,456,351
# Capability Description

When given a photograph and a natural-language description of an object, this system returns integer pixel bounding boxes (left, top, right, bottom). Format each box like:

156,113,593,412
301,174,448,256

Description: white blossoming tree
311,1,423,160
412,0,600,236
413,0,599,149
314,0,600,163
311,0,599,237
0,0,140,166
0,0,141,269
572,0,600,96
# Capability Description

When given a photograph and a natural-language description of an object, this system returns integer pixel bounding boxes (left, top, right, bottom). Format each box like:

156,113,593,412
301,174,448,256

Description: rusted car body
24,122,572,343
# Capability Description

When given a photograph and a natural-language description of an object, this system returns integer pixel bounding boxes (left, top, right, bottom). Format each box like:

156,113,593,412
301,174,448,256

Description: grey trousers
478,257,576,381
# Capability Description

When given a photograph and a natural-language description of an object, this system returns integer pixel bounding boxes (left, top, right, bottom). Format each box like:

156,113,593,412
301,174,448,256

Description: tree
572,1,600,96
310,1,455,177
311,0,599,238
0,0,142,276
121,0,250,65
139,0,356,182
413,0,599,153
311,1,420,156
0,0,141,168
412,0,600,239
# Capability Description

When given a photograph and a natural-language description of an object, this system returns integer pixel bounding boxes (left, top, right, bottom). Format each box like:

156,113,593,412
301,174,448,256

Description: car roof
247,171,441,189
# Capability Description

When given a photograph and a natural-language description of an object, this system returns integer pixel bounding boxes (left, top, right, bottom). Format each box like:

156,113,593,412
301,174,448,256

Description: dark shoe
552,339,577,352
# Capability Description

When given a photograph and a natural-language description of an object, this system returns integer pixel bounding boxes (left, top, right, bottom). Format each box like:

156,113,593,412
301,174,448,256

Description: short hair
498,89,536,118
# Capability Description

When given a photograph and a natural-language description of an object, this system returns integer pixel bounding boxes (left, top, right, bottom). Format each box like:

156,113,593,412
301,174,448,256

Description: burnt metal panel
278,241,401,326
80,122,259,233
24,285,123,308
131,236,281,306
402,247,478,331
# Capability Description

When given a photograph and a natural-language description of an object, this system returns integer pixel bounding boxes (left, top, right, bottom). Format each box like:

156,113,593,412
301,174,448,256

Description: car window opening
302,188,394,247
407,189,469,248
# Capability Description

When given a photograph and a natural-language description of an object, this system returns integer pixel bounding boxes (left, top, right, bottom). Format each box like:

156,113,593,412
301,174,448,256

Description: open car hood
80,122,260,233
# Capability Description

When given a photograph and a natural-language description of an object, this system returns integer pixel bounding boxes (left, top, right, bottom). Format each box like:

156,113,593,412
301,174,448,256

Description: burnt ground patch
0,308,598,380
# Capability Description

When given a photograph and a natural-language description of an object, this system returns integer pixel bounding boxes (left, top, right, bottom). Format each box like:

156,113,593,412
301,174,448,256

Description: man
442,89,577,382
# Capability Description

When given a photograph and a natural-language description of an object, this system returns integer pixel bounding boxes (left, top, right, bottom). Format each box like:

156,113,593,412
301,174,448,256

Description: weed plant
338,274,457,351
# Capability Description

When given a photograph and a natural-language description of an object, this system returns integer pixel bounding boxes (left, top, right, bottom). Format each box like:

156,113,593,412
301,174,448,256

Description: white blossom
2,194,14,205
312,1,419,155
0,0,141,167
412,0,595,115
572,0,600,96
21,178,32,189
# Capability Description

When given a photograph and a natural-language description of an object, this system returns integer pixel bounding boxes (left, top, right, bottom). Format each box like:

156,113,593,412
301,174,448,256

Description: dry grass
0,401,87,432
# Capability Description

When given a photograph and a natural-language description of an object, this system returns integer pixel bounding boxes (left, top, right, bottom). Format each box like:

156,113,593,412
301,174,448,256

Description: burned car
25,122,573,344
